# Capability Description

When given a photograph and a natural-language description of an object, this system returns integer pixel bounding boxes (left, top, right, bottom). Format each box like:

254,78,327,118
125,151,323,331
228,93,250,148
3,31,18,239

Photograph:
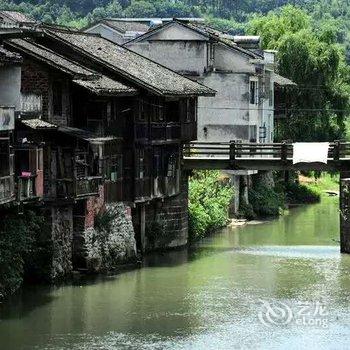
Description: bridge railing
183,141,350,162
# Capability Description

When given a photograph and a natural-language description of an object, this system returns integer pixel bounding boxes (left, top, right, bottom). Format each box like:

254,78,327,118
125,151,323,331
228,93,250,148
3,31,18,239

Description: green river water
1,195,350,350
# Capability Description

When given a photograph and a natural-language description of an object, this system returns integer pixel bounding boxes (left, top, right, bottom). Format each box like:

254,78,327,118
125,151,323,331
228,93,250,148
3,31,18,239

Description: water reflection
1,196,350,350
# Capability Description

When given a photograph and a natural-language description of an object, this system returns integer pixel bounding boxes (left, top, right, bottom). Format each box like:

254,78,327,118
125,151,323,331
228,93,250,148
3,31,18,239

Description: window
0,139,10,177
75,152,88,178
249,125,257,142
185,98,196,122
107,155,122,181
250,80,258,105
137,149,145,179
52,81,63,116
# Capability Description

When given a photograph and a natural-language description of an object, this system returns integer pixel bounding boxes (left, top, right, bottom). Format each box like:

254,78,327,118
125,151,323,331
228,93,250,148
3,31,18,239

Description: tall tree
248,5,350,141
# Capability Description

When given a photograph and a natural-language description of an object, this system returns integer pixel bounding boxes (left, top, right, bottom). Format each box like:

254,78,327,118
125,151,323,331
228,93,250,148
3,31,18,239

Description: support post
333,140,340,161
140,204,146,254
229,140,236,168
281,141,287,163
340,173,350,253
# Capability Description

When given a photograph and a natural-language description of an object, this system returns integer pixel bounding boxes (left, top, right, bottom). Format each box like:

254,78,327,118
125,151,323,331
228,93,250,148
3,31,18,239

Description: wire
197,106,350,112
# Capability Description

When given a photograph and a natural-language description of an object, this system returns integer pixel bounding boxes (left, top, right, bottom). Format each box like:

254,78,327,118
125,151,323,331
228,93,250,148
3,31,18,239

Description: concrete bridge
183,141,350,254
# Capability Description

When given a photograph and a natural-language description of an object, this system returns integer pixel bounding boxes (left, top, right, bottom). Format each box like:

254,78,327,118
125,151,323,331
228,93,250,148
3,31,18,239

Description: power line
198,106,350,113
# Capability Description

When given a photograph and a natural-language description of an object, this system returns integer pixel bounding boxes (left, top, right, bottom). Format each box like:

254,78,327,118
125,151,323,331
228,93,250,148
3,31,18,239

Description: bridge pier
340,174,350,253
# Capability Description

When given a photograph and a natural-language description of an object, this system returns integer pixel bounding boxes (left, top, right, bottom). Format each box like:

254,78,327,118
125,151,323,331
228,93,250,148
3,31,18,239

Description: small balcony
54,176,101,200
150,123,181,142
0,175,15,205
135,122,182,143
75,177,101,198
17,174,41,202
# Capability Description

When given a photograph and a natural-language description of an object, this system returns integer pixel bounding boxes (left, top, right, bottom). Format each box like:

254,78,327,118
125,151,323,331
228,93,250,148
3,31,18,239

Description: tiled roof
7,38,95,77
103,20,149,33
0,45,22,63
0,11,35,23
6,38,137,95
43,28,216,97
273,73,296,86
73,75,137,95
126,20,262,59
21,118,57,129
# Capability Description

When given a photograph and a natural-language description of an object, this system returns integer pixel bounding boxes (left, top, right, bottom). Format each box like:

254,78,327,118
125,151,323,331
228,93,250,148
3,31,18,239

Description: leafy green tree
124,0,156,17
248,5,350,142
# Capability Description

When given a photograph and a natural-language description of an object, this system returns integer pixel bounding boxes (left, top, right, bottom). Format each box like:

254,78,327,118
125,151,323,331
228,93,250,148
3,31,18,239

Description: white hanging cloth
292,142,330,164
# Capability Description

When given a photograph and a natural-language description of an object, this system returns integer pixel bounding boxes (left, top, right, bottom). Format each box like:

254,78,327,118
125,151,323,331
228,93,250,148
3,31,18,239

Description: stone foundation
140,174,189,251
49,205,73,279
83,202,137,272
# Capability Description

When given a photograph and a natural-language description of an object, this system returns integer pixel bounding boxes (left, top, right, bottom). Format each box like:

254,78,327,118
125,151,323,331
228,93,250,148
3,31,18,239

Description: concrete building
88,19,294,212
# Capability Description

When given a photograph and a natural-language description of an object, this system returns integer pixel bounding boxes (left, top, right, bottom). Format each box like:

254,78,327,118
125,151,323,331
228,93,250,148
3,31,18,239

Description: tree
124,0,156,17
247,5,350,142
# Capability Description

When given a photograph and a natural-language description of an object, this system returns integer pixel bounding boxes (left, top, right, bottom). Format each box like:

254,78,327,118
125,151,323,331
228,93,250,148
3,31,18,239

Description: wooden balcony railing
53,176,101,200
18,175,39,202
150,123,181,142
0,175,15,204
75,177,101,198
153,176,180,198
135,123,181,142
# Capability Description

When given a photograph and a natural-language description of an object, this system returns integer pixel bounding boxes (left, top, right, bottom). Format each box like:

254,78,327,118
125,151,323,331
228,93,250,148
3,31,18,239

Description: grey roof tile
0,45,22,63
6,38,137,95
44,28,216,97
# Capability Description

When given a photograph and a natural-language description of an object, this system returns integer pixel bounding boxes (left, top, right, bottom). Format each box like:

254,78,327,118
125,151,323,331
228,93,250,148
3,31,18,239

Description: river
1,196,350,350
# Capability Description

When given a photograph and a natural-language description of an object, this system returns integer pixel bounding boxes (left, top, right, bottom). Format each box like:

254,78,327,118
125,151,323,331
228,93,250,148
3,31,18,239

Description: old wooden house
1,23,215,275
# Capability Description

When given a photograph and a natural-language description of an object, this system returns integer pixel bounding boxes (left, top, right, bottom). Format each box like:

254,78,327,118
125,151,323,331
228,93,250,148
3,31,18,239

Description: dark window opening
106,155,122,181
250,81,258,105
166,100,180,123
0,139,10,177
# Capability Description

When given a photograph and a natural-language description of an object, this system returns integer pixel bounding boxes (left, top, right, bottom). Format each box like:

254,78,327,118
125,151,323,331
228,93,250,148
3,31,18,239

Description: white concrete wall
0,65,21,110
214,44,255,74
85,24,124,44
129,41,208,74
197,73,257,142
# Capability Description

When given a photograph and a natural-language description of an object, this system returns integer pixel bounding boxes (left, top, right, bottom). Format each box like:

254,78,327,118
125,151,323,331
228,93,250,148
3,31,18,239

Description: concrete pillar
340,177,350,253
232,175,240,215
241,175,249,204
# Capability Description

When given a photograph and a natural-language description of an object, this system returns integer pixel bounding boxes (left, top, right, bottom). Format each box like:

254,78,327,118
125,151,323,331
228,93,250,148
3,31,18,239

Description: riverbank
189,171,339,240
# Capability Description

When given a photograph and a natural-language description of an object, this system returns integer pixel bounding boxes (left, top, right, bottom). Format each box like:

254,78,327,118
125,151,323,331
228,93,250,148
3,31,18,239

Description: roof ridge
10,37,96,68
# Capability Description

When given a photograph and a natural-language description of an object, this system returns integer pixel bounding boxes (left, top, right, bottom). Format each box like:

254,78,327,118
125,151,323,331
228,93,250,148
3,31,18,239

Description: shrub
0,209,49,299
188,171,234,241
249,184,285,217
